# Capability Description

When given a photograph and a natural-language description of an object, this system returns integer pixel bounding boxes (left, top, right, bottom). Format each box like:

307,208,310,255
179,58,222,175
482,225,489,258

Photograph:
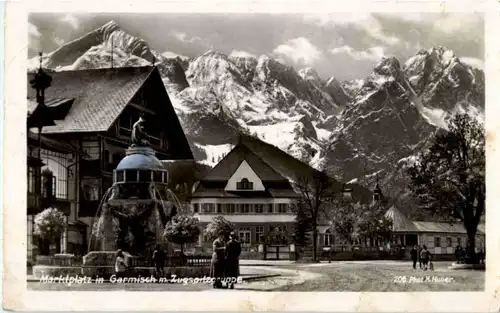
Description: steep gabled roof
195,134,374,202
385,206,419,232
203,144,286,182
27,66,155,133
238,134,373,202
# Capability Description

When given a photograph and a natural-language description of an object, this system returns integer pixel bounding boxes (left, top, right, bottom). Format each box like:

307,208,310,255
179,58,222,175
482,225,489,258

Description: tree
330,198,358,245
163,214,201,254
291,199,312,246
203,216,235,242
294,172,337,261
407,113,484,263
355,202,392,246
34,207,66,255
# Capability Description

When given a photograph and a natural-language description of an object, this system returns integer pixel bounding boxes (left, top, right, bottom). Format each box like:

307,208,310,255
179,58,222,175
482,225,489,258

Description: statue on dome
131,117,150,147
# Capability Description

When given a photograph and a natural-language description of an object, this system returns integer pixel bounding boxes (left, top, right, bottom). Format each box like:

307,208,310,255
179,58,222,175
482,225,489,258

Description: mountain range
28,21,485,210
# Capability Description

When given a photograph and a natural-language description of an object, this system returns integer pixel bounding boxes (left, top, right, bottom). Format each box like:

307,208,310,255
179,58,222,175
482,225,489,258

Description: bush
34,207,66,247
164,215,201,254
203,216,235,241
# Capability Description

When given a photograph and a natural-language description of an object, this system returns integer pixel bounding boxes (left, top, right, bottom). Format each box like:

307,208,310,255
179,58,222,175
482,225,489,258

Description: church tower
373,175,383,202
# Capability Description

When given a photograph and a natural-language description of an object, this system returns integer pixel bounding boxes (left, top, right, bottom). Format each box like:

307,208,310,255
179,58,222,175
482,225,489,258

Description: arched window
237,178,253,190
324,229,334,246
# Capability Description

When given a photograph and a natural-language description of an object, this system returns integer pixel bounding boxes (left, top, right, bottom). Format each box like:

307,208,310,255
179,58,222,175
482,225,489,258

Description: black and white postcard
3,0,500,311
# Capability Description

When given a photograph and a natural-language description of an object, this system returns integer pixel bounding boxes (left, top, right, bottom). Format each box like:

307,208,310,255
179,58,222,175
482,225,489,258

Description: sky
28,12,484,80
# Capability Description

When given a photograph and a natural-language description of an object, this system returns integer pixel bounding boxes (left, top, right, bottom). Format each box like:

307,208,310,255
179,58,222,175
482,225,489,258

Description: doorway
405,234,418,246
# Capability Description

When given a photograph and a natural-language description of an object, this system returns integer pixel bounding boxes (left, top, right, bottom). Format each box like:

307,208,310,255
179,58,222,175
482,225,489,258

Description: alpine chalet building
191,134,372,250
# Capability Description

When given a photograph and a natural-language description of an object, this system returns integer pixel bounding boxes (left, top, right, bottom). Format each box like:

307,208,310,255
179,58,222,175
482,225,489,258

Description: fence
35,253,212,267
299,245,407,261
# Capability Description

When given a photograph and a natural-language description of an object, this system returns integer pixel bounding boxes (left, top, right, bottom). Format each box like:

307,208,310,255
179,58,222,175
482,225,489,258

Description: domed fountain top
112,117,168,185
116,146,164,170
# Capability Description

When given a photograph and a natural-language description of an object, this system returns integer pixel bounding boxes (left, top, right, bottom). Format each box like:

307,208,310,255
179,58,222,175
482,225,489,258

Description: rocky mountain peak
373,56,403,81
29,20,155,71
298,67,321,82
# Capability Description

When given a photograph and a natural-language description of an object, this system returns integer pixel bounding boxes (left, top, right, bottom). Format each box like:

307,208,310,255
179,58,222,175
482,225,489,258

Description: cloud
460,57,484,70
304,13,400,47
433,14,483,35
61,14,79,29
273,37,323,66
54,36,65,47
330,45,385,62
229,50,256,58
28,23,41,38
170,31,204,44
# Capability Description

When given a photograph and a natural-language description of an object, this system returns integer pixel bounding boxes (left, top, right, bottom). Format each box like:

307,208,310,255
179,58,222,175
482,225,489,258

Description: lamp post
29,52,53,200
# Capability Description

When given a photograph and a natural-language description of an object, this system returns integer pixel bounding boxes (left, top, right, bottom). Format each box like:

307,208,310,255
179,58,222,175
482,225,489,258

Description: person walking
410,245,418,269
420,245,431,270
225,232,242,289
115,249,128,278
152,244,166,280
210,232,226,289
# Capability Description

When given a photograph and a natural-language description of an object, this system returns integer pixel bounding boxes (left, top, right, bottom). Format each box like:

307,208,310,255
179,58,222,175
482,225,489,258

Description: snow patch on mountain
194,143,234,167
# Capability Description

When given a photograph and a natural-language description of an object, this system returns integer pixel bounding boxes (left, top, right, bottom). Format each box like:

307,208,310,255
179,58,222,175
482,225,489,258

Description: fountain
31,118,211,280
84,117,182,271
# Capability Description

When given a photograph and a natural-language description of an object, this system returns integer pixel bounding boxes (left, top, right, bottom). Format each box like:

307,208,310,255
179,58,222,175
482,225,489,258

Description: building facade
190,134,373,252
385,206,485,257
27,66,193,258
191,143,301,250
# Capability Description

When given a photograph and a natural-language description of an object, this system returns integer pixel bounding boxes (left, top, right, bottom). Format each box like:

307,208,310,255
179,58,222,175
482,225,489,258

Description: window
267,204,274,213
243,204,250,213
116,170,124,182
125,170,138,182
256,226,264,243
236,178,253,190
153,171,163,183
193,203,199,213
457,237,462,246
324,229,333,246
447,237,452,247
28,166,37,193
278,203,288,213
41,150,69,199
202,203,215,213
434,237,441,248
216,204,222,213
255,204,264,213
238,227,251,246
138,170,151,182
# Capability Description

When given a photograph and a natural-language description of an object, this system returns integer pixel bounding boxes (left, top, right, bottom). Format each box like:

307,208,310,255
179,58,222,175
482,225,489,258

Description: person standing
418,245,423,269
115,249,128,278
210,232,226,289
420,245,431,270
225,232,242,289
455,244,464,264
152,244,166,280
410,245,418,269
